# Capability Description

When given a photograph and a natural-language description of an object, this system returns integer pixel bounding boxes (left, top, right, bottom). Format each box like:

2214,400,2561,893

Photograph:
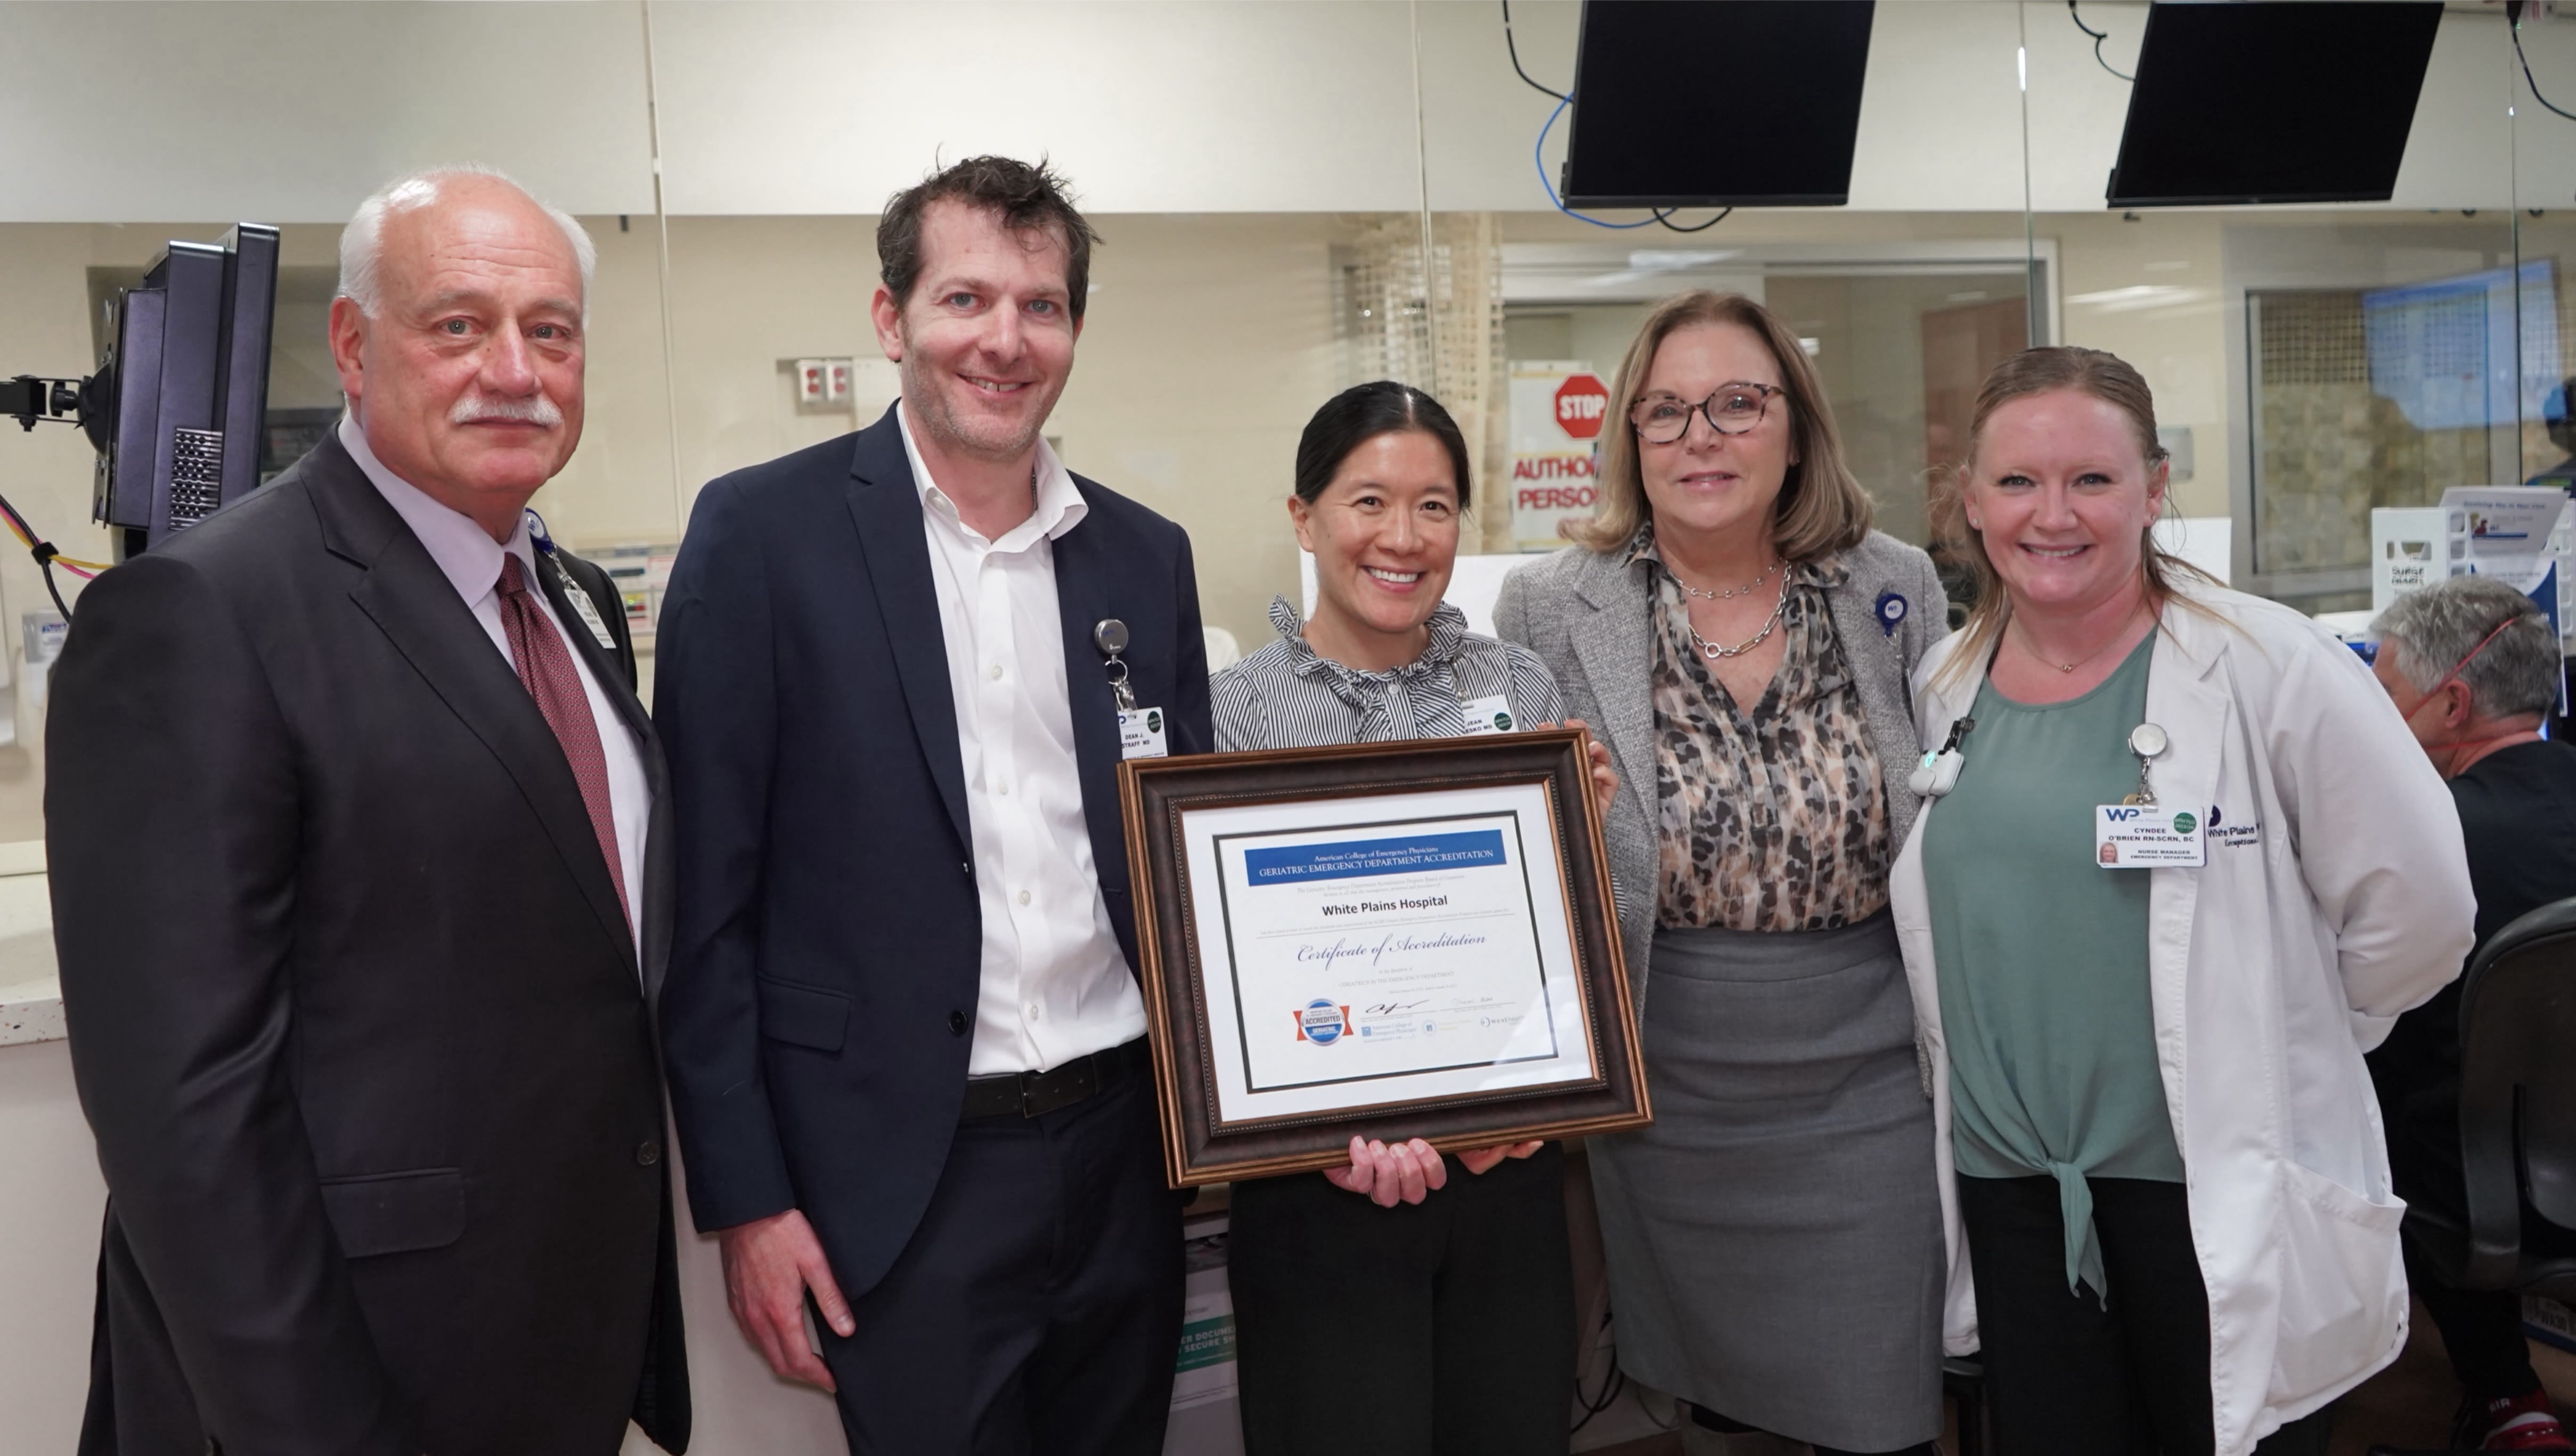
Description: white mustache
451,391,563,428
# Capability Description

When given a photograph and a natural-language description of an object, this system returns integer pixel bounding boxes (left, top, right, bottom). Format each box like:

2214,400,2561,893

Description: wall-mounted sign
1510,361,1605,553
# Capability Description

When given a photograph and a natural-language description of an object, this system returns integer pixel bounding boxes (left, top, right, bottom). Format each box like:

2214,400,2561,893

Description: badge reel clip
1097,618,1170,760
1093,618,1137,712
1908,715,1975,798
2123,722,2168,806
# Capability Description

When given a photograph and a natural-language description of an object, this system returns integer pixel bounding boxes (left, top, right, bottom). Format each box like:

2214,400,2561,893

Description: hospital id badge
1457,693,1518,737
2094,804,2206,869
1118,706,1170,760
557,563,619,650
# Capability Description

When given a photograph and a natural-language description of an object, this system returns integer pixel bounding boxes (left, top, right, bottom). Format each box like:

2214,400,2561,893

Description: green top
1922,632,2180,1302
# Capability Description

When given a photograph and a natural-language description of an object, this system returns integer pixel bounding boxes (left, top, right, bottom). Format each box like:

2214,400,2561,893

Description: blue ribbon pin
1875,590,1908,637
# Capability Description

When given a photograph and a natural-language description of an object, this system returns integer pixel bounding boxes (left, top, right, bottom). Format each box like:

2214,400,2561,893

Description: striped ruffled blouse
1210,595,1567,752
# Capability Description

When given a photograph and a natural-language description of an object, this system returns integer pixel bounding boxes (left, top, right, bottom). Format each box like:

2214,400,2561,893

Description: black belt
960,1038,1151,1122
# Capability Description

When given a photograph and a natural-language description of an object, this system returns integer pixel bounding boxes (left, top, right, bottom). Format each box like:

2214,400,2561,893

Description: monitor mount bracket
1,374,109,454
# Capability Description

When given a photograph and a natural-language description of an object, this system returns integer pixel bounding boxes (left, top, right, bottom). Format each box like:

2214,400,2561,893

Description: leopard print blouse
1637,539,1892,933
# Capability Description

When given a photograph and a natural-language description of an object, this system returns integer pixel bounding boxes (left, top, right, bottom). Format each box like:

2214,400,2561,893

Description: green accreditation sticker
2170,811,2197,836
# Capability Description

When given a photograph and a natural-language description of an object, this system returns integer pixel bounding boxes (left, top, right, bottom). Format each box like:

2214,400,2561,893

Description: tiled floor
1582,1301,2576,1455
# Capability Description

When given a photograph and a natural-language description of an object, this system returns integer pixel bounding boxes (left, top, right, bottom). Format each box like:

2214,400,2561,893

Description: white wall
0,1039,108,1456
650,1,1430,215
0,3,656,222
1,1,2561,223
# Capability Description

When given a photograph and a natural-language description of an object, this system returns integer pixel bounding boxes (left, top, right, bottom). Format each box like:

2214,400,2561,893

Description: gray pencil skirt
1591,912,1945,1451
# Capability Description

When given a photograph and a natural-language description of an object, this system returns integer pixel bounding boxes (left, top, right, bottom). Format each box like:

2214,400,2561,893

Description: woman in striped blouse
1214,380,1615,1456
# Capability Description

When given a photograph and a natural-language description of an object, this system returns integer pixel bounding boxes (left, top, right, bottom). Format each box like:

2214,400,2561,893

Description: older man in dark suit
50,165,686,1456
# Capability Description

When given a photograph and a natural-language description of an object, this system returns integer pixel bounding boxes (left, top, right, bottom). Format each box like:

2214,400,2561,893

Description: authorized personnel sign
1511,361,1605,553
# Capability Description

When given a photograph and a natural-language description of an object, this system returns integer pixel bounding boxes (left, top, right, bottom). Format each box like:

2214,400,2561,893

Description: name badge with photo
2094,804,2207,869
1457,694,1518,737
1119,706,1170,760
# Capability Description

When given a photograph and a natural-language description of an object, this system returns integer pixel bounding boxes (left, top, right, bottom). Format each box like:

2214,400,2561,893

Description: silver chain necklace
1675,557,1781,602
1686,576,1791,660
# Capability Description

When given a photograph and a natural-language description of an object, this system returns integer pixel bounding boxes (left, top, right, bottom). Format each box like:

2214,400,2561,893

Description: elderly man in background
2370,574,2576,1453
48,166,686,1456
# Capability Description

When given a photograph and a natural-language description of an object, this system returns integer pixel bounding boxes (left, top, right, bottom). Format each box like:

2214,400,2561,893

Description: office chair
2407,896,2576,1303
2371,896,2576,1456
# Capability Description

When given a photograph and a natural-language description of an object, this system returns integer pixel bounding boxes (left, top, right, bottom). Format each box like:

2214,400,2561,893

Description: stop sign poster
1509,361,1606,552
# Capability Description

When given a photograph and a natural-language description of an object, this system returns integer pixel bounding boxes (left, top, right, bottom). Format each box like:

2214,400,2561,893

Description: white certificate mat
1180,782,1598,1125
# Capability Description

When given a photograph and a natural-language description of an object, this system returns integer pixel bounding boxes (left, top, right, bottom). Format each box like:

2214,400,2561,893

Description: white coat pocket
2266,1159,2408,1411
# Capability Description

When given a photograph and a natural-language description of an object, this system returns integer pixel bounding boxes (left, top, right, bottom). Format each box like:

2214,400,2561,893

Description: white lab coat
1888,583,2476,1455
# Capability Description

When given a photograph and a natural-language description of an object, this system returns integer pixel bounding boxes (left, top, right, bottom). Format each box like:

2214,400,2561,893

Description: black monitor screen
1563,1,1876,209
2108,2,2442,208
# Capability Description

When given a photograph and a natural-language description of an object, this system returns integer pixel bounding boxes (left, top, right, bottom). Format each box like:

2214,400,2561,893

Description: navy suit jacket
655,404,1211,1294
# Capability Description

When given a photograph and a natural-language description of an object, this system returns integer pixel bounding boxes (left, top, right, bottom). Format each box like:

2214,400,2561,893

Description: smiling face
1963,388,2168,618
330,175,585,539
1635,322,1796,549
1291,429,1463,668
873,199,1081,463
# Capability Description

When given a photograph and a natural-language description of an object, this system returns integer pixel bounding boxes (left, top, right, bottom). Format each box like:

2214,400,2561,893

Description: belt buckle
1021,1055,1100,1118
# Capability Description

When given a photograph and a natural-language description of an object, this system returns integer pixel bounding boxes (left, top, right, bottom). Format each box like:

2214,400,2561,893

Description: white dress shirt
899,404,1147,1075
339,413,651,963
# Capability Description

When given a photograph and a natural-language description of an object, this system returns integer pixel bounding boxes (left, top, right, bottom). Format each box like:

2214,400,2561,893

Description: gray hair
337,164,596,319
2372,574,2562,719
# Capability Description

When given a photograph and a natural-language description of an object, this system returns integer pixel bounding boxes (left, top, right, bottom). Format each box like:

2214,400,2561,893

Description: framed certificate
1118,728,1649,1186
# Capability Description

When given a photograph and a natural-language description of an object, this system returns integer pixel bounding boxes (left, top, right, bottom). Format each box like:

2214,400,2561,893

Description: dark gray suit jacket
48,433,688,1456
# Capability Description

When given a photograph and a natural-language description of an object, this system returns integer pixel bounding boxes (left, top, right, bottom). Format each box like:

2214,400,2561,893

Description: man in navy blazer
655,157,1210,1454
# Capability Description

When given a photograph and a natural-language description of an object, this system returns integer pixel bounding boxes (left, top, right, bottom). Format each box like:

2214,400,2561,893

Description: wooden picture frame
1118,727,1648,1187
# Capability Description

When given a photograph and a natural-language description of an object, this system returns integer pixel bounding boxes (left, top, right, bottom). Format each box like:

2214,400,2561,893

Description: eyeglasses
1629,383,1785,444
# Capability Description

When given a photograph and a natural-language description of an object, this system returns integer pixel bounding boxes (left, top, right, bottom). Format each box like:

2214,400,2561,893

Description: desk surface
0,842,59,1046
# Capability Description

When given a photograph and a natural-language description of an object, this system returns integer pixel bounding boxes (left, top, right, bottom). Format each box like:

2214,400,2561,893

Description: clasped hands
1322,1134,1546,1207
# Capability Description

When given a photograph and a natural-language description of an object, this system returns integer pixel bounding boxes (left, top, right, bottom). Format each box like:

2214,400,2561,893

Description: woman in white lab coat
1888,346,2475,1455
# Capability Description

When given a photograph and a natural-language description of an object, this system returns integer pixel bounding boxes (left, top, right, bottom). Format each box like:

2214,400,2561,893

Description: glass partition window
2237,220,2525,608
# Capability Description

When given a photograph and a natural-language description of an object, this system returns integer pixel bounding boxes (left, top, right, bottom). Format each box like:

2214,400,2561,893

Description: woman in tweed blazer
1496,292,1951,1455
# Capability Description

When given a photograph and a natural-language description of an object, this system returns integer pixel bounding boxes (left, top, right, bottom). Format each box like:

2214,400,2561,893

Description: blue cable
1535,94,1656,229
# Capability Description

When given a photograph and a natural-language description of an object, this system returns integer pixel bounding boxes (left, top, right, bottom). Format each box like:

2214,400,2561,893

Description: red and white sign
1553,373,1610,441
1510,361,1604,552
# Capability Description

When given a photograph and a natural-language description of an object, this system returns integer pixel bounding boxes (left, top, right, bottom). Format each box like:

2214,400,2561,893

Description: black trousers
1228,1142,1575,1456
1957,1175,2334,1456
818,1071,1183,1456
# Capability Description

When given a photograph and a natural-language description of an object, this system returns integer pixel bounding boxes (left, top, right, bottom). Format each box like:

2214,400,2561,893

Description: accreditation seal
1294,999,1349,1045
